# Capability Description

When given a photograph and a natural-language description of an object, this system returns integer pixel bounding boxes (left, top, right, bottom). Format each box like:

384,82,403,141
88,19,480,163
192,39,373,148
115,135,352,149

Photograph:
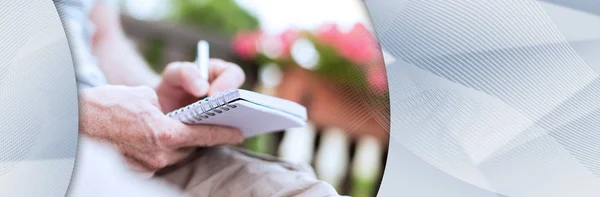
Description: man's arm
87,2,245,112
73,0,246,175
89,2,160,87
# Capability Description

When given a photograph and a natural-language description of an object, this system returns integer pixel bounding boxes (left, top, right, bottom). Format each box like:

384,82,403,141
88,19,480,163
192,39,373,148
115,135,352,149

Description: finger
162,62,210,97
182,124,244,147
207,59,245,96
158,120,243,148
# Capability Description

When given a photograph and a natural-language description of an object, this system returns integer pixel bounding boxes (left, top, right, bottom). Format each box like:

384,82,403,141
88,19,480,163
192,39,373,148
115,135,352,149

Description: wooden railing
121,15,386,197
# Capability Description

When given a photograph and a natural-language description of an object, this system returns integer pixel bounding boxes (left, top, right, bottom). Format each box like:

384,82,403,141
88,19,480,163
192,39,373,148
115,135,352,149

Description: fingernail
235,136,244,144
229,130,242,143
236,132,244,143
193,79,209,96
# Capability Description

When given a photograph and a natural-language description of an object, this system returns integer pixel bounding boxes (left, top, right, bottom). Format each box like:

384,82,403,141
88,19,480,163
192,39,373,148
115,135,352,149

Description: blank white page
194,100,306,137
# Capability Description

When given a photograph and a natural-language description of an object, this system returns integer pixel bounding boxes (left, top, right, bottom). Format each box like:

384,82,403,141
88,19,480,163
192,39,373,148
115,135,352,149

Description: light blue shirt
54,0,112,88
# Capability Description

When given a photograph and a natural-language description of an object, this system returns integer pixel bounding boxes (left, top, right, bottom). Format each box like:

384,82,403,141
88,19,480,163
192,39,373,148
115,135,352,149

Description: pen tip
198,40,209,48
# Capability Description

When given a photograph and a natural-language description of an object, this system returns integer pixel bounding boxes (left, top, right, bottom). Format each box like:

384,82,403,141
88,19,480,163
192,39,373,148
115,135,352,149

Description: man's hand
79,85,244,174
155,59,245,112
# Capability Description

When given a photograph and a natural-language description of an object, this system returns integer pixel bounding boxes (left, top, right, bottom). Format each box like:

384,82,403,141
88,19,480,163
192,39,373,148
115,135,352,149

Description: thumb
162,62,209,97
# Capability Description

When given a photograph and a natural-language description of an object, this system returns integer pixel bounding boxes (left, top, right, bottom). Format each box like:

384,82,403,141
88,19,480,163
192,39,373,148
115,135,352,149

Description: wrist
78,89,98,135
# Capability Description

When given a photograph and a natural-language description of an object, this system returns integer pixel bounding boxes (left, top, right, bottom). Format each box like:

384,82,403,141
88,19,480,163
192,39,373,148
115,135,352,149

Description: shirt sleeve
53,0,109,88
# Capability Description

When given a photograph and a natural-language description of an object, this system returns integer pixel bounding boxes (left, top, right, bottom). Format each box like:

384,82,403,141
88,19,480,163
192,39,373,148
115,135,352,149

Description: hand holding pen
155,40,246,112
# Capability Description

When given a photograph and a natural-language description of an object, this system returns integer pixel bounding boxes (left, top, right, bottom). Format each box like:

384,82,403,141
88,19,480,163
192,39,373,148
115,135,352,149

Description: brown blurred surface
277,67,390,144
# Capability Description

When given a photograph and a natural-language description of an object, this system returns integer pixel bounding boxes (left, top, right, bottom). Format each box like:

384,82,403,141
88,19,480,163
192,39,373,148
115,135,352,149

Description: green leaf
171,0,259,35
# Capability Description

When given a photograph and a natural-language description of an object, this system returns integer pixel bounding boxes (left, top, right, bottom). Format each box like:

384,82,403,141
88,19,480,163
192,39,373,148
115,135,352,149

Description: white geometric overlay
0,0,78,196
366,0,600,196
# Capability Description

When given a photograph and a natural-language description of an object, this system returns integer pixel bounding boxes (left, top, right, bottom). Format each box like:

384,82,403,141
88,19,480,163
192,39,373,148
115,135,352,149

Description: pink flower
254,29,300,59
335,23,382,64
278,29,300,58
314,23,382,64
232,30,261,60
366,65,388,93
315,23,343,45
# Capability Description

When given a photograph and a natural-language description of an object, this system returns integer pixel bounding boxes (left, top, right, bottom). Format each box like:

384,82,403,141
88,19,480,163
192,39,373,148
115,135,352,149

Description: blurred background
119,0,390,196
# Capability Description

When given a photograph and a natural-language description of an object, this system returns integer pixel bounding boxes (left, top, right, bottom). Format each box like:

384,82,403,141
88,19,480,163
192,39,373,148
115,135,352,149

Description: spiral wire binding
167,90,238,124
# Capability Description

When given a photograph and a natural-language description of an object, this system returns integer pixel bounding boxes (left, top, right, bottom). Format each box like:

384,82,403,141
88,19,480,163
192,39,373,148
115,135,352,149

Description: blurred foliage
171,0,259,35
244,133,278,155
253,37,369,94
307,35,369,93
351,178,377,197
143,38,165,72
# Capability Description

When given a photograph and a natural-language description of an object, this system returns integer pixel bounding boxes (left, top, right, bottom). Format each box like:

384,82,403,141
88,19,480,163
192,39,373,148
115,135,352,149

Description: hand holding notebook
167,89,307,137
167,41,307,137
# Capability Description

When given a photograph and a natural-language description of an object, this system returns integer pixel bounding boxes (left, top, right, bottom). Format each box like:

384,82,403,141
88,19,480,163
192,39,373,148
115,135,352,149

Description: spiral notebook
166,89,307,137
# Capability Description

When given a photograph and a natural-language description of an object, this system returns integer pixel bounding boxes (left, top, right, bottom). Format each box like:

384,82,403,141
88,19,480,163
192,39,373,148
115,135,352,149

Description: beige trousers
70,138,341,197
156,146,342,197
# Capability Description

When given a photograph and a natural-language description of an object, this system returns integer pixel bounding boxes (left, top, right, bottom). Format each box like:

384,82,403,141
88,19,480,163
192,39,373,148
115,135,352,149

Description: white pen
196,40,210,80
